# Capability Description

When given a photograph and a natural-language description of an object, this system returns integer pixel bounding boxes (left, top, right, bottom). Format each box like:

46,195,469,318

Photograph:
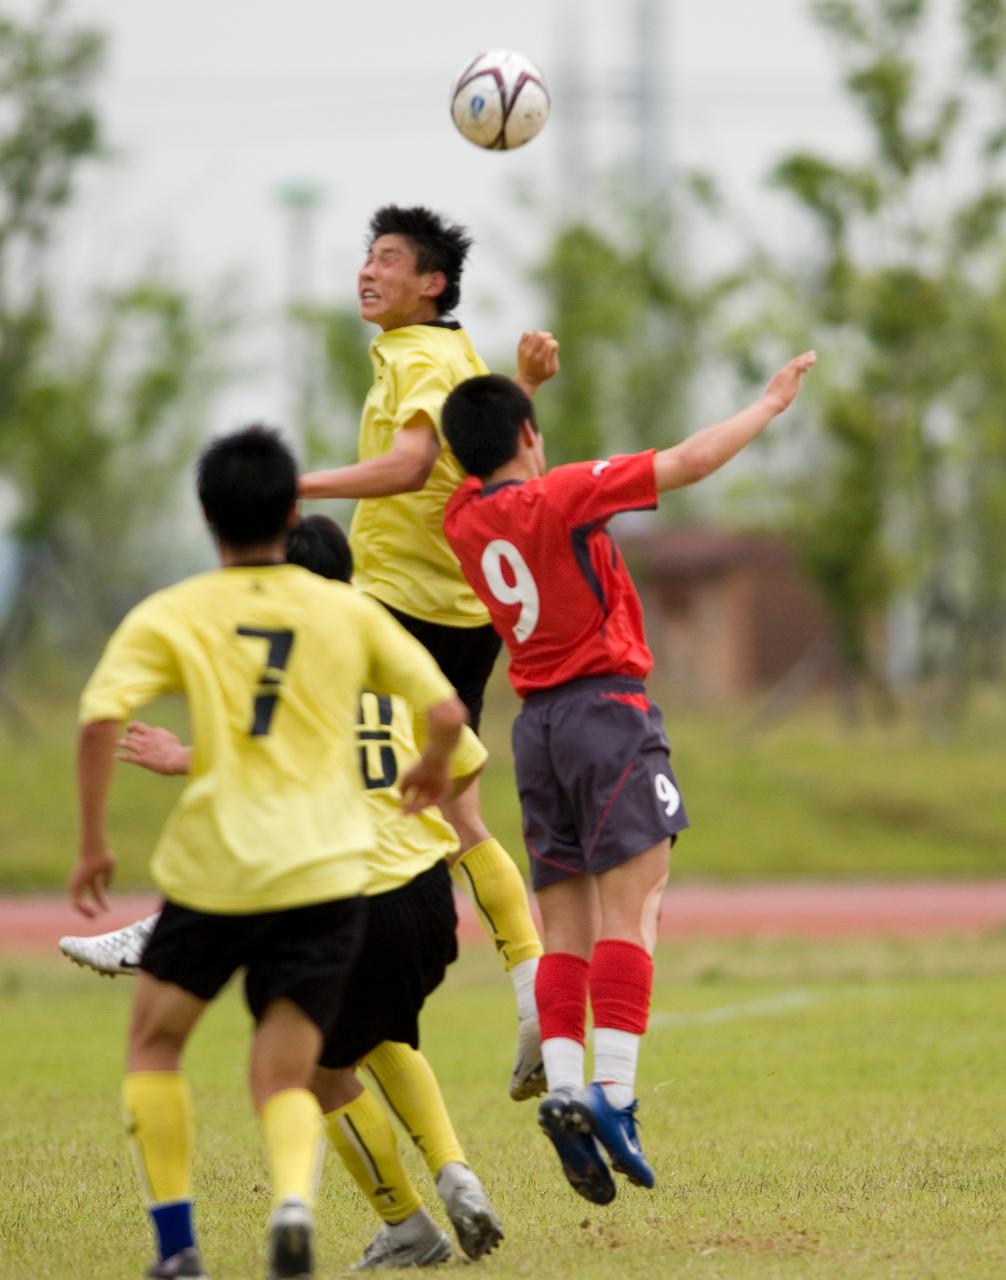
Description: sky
9,0,939,595
15,0,884,431
0,0,973,616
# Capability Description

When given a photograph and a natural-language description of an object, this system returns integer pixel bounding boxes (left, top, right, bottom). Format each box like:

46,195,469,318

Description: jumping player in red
441,351,816,1203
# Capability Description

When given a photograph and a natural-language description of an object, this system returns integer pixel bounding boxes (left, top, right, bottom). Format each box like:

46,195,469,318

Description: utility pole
554,1,671,205
555,0,590,203
276,179,325,451
635,0,670,197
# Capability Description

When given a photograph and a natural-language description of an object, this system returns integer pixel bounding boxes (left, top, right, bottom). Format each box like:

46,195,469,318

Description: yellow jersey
358,692,486,894
79,564,455,914
349,323,491,627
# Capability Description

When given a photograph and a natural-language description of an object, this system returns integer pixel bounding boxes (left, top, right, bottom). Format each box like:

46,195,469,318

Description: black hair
197,424,297,547
285,514,353,583
367,204,473,315
442,374,537,479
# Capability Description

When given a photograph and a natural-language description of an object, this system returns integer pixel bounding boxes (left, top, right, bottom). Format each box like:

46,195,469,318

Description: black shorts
381,603,501,735
140,896,367,1036
318,859,458,1070
513,676,690,891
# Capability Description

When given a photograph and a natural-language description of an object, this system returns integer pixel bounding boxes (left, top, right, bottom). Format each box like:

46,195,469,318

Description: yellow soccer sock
122,1072,194,1203
325,1088,424,1224
363,1041,466,1176
260,1088,324,1208
451,838,543,972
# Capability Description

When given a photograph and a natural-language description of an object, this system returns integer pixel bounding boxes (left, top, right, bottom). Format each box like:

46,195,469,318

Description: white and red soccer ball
450,50,550,151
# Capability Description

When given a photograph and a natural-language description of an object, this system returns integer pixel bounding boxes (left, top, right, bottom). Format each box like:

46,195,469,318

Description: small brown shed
619,527,837,703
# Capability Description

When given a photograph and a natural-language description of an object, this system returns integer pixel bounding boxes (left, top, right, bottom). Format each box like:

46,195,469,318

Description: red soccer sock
589,939,653,1034
535,951,590,1044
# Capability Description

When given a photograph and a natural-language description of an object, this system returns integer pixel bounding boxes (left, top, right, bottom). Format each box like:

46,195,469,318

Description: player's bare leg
532,874,614,1204
442,776,544,1100
316,1065,450,1268
362,1041,503,1260
124,974,210,1278
594,841,670,955
564,841,670,1190
534,873,596,1099
315,1053,502,1266
250,1000,326,1280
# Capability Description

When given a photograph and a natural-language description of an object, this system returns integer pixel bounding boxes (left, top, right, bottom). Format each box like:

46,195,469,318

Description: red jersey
444,451,658,696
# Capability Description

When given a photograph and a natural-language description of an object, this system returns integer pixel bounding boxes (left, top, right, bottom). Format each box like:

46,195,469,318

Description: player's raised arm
653,351,816,494
299,413,441,499
513,329,559,399
70,719,120,917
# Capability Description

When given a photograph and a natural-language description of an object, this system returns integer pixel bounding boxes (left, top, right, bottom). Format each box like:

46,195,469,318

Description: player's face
359,234,443,330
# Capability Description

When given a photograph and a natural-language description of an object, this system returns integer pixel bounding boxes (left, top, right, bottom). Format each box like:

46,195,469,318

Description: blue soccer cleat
565,1082,655,1189
537,1093,616,1205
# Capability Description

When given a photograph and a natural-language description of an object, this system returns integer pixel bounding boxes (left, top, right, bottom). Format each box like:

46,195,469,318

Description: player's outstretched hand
69,844,116,918
399,756,451,814
763,350,816,416
117,722,190,776
516,329,560,390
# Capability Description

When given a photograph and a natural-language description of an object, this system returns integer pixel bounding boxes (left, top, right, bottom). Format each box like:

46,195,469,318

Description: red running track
2,881,1006,954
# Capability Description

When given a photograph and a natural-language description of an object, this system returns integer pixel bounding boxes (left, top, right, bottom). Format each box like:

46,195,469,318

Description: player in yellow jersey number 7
97,515,505,1271
299,205,558,1100
69,428,468,1280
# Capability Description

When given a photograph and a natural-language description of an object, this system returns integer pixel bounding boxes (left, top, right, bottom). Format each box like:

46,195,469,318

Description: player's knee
250,1060,315,1110
312,1065,361,1113
127,1023,187,1070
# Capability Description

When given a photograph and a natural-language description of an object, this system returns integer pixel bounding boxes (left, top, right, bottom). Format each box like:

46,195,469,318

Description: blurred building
622,528,838,703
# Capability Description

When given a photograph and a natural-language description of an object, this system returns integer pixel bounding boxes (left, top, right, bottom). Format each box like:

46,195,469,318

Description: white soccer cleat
352,1216,452,1270
59,912,159,977
436,1165,503,1260
509,1018,546,1101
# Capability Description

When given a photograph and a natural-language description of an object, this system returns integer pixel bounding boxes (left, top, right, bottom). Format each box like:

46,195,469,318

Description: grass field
2,936,1005,1279
3,682,1006,890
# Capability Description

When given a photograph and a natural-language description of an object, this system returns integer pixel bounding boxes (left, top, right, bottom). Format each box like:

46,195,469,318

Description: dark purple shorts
513,675,689,891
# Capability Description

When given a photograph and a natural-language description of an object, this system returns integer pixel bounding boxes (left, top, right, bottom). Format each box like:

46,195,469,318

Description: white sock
435,1161,479,1203
593,1027,640,1109
386,1207,439,1243
510,957,539,1025
541,1036,584,1097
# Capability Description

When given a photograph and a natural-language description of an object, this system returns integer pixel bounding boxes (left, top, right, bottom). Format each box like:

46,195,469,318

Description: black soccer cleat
146,1247,209,1279
267,1198,313,1280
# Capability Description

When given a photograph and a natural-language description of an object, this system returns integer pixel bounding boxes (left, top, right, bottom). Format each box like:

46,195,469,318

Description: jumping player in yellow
69,428,467,1280
87,515,505,1270
298,205,559,1100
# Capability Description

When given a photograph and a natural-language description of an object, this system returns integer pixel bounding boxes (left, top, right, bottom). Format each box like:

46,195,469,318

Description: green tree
760,0,1006,722
0,5,231,711
289,302,371,468
2,282,228,616
0,1,103,424
530,192,738,475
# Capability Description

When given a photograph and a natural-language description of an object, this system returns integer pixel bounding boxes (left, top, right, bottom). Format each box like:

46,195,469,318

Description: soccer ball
450,50,550,151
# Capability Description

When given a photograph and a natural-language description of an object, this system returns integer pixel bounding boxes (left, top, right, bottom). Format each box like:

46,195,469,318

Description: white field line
649,989,818,1029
